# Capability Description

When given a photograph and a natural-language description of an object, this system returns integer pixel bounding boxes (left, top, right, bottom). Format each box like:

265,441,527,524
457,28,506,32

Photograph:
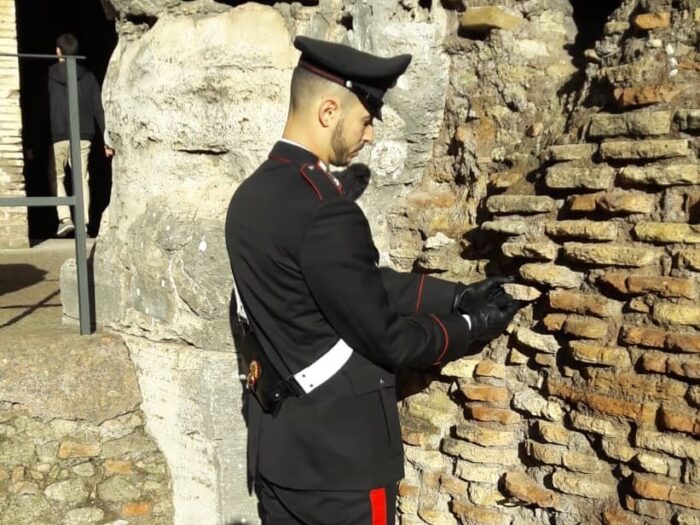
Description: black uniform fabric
225,141,473,491
48,62,106,143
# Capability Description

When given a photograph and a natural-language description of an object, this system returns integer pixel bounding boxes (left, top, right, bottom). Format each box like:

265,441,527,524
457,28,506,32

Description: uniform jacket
225,141,474,491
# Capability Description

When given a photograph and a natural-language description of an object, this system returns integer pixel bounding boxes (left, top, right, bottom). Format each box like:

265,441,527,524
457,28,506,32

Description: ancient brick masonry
397,3,699,525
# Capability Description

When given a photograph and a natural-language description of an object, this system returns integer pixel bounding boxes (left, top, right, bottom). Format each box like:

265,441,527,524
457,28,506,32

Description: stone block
634,452,682,477
599,272,695,298
675,109,700,132
653,303,700,327
563,243,659,267
633,12,671,30
441,358,478,378
545,220,618,241
676,249,700,271
569,411,628,438
549,290,623,318
600,140,690,161
460,384,510,405
44,479,89,505
514,327,559,353
551,470,616,499
658,408,700,436
474,360,506,379
596,191,656,214
602,507,643,525
454,461,505,484
443,438,520,465
638,352,699,380
466,405,520,425
481,220,529,236
545,164,615,190
486,195,556,215
57,441,101,459
502,283,542,301
568,193,599,212
460,6,523,32
512,390,563,421
631,473,700,510
602,438,637,462
404,446,444,471
548,144,597,162
636,429,700,459
502,241,559,260
519,263,583,289
614,85,680,108
677,511,700,525
589,111,671,138
634,222,700,244
533,353,556,367
454,423,516,447
569,341,631,367
122,501,153,518
533,420,586,446
503,472,557,508
620,325,700,353
98,476,142,502
105,459,133,475
618,164,699,186
560,315,609,339
624,495,672,520
588,369,687,403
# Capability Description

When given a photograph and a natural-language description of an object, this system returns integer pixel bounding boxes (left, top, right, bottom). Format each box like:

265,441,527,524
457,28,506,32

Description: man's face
329,99,374,167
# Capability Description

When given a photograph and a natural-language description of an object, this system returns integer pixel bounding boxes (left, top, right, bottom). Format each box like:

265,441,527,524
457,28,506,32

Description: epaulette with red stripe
298,162,345,202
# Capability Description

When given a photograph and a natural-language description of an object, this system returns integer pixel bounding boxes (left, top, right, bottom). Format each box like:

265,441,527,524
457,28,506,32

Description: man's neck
282,122,328,164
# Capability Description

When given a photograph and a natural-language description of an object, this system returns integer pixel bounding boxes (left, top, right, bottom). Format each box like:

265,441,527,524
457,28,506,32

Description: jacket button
379,378,385,385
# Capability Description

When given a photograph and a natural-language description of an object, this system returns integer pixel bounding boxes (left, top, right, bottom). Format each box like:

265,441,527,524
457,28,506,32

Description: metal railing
0,53,92,335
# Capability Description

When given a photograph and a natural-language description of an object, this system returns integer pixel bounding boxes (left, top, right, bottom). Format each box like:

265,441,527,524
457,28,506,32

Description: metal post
66,56,92,335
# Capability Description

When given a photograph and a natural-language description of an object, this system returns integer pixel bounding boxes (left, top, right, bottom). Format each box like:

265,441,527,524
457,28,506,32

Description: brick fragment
653,303,700,327
450,502,506,525
568,193,598,212
569,411,628,437
519,262,583,289
544,220,618,241
634,222,700,244
466,405,520,425
548,143,597,162
502,241,558,261
105,459,132,475
599,272,695,298
638,353,699,380
512,390,563,421
549,290,623,318
596,192,656,214
122,501,152,518
631,473,700,510
534,353,556,367
602,507,643,525
633,12,671,30
486,195,555,215
460,384,510,405
454,423,516,447
589,370,686,403
545,164,614,190
481,220,529,236
602,437,637,462
502,283,541,301
563,242,658,267
658,408,700,436
569,341,631,367
514,327,559,353
620,325,700,353
624,495,672,520
634,451,682,477
474,360,506,379
551,470,616,499
600,139,689,160
589,110,671,137
454,461,504,483
636,429,700,459
675,109,700,132
441,358,478,378
443,437,520,465
57,442,101,459
618,163,699,186
503,472,557,508
561,315,609,339
460,6,523,32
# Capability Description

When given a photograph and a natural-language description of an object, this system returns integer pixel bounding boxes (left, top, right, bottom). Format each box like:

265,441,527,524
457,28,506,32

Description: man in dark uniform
225,36,521,525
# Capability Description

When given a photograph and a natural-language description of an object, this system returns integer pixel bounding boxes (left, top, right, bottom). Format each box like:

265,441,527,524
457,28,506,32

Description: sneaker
57,219,75,237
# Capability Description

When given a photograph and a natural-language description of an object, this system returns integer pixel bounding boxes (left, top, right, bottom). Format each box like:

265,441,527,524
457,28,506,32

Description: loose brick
544,220,618,241
634,223,700,244
631,473,700,510
628,297,650,313
633,12,671,30
549,290,623,318
519,262,583,289
474,360,506,379
596,191,656,214
599,272,695,298
618,163,699,186
467,405,520,425
563,242,659,267
569,411,628,438
600,139,690,161
481,220,529,236
502,283,541,301
460,384,510,405
636,429,700,459
569,341,631,367
122,501,152,518
653,303,700,327
502,241,558,261
658,408,700,436
638,353,699,380
548,143,597,162
514,327,560,353
551,470,616,499
589,111,671,137
545,164,615,190
443,437,520,465
503,472,557,508
454,422,516,447
57,442,101,459
676,249,700,271
486,195,556,215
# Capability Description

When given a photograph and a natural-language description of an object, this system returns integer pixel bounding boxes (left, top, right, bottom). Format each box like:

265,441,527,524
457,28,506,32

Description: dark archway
16,0,117,240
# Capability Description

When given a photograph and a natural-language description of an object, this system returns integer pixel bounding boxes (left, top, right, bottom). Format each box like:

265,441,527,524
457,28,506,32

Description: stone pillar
0,0,27,248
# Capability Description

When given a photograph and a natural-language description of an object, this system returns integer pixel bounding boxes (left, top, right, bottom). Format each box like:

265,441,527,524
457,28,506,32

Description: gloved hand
454,276,514,317
468,297,521,342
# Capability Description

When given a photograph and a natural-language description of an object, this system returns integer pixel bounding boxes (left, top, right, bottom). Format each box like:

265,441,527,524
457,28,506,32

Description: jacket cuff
429,313,472,366
416,275,461,315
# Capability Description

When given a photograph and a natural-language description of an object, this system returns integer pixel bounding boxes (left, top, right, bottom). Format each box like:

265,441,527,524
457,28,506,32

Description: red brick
503,472,557,508
602,507,643,525
599,272,695,298
461,384,510,405
467,405,520,425
639,353,700,380
121,501,152,518
658,408,700,436
474,360,506,379
631,473,700,510
633,12,671,30
620,325,700,354
568,193,599,212
613,85,679,108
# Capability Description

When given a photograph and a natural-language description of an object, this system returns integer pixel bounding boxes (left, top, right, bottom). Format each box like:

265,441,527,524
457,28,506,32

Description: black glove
454,276,514,317
469,297,521,342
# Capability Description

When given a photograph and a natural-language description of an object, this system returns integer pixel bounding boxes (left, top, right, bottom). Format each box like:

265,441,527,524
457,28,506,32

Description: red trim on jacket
369,488,387,525
414,274,426,313
299,164,324,201
268,154,292,164
430,314,450,365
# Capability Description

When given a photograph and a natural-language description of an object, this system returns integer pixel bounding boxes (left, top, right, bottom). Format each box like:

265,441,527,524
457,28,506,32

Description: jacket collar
268,140,321,168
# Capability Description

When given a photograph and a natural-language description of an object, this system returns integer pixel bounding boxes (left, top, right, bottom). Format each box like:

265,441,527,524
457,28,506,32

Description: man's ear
318,97,340,128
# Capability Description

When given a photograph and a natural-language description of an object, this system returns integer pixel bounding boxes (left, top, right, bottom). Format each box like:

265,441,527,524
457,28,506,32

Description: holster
239,329,300,416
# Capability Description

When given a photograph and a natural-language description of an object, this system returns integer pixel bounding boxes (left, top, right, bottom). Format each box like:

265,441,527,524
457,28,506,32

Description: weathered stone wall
0,0,28,248
0,333,173,524
60,0,699,523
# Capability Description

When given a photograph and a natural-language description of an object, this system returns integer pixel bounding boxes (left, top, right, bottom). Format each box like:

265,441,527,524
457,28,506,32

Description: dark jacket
225,141,478,491
48,62,105,143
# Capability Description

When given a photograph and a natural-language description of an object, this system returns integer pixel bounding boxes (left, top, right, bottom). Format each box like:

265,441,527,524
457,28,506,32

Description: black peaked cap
294,36,412,120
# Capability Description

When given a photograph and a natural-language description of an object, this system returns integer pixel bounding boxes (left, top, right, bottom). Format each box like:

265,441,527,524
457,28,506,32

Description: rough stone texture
588,111,672,137
545,164,615,190
618,164,699,186
548,144,597,162
633,222,700,244
460,6,523,32
544,220,618,241
599,140,690,161
502,241,559,261
486,195,556,215
563,243,659,267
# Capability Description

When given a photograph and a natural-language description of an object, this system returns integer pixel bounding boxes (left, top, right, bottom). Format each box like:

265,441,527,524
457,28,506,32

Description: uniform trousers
256,475,397,525
48,140,91,222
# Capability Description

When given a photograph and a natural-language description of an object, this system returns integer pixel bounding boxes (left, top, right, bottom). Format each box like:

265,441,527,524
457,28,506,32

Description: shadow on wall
0,264,48,296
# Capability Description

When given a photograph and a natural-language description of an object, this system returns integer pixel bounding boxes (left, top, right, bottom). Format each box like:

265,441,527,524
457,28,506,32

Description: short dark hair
289,66,353,114
56,33,79,56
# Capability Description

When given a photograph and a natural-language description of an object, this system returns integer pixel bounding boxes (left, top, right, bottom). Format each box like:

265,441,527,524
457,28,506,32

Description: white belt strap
232,276,248,323
294,339,353,394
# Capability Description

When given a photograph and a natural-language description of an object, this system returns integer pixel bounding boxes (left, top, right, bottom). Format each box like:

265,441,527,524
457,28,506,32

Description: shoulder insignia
299,162,345,202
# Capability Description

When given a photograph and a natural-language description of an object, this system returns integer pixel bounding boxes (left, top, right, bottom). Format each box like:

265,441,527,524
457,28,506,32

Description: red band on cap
299,60,348,88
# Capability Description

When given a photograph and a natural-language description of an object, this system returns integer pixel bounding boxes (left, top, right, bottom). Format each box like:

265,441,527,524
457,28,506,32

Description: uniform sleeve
379,267,459,316
299,199,472,370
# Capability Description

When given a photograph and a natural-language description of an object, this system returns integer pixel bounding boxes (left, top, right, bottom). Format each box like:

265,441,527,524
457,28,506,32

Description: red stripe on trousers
369,488,386,525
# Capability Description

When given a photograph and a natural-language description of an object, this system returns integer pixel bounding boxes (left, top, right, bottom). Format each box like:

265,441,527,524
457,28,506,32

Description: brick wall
0,0,27,248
